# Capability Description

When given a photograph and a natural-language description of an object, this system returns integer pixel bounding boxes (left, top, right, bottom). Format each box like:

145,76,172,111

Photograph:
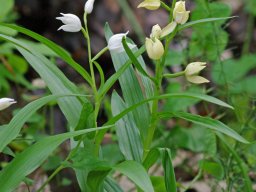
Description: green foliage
199,159,224,180
0,0,14,21
0,0,253,191
111,91,143,162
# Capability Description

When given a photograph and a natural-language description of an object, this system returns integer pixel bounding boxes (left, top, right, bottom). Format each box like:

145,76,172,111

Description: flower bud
150,24,162,39
84,0,95,14
173,1,190,24
185,62,209,84
145,38,164,60
56,13,82,32
0,98,16,111
137,0,161,10
108,32,136,53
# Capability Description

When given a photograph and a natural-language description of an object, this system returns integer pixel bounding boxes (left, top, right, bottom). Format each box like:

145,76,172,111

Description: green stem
164,71,185,78
169,0,177,22
182,168,203,192
218,134,253,192
81,27,99,126
242,11,254,55
92,46,109,62
144,36,173,156
144,60,161,155
37,165,64,192
161,1,171,11
81,28,97,94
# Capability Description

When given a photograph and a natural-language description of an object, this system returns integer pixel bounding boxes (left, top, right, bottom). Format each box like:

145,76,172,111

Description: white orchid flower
0,98,17,111
185,62,209,84
173,1,190,24
145,37,164,60
56,13,82,32
108,32,136,53
85,0,95,14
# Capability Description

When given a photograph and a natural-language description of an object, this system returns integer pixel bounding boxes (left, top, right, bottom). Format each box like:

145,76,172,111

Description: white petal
56,13,82,32
85,0,95,14
58,24,81,32
186,76,210,84
160,21,177,38
108,32,130,52
0,98,17,111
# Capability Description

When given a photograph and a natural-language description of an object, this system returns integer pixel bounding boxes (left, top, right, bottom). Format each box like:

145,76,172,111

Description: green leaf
0,23,92,85
107,92,234,126
114,161,154,192
18,39,58,57
166,126,215,153
0,28,90,190
199,160,224,180
151,176,166,192
0,34,84,128
0,0,14,21
7,54,28,74
0,26,17,36
104,177,124,192
177,16,236,32
159,112,249,144
218,133,253,192
143,148,160,171
104,24,151,142
0,94,85,152
160,149,176,192
122,37,154,81
164,83,204,112
192,2,232,26
75,101,95,139
212,54,256,85
143,148,176,192
98,45,148,99
0,126,112,192
65,147,112,192
111,92,143,162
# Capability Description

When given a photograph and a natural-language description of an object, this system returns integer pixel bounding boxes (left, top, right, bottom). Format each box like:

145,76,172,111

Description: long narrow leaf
0,94,84,152
143,148,177,192
0,23,92,85
122,37,154,81
159,112,249,144
160,148,176,192
111,92,143,162
105,24,152,142
0,126,112,192
104,177,124,192
177,16,237,31
0,33,89,190
106,92,234,126
114,161,154,192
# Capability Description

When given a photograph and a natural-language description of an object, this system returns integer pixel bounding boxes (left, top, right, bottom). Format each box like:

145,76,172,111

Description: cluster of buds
145,22,177,60
140,1,190,60
139,0,208,84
